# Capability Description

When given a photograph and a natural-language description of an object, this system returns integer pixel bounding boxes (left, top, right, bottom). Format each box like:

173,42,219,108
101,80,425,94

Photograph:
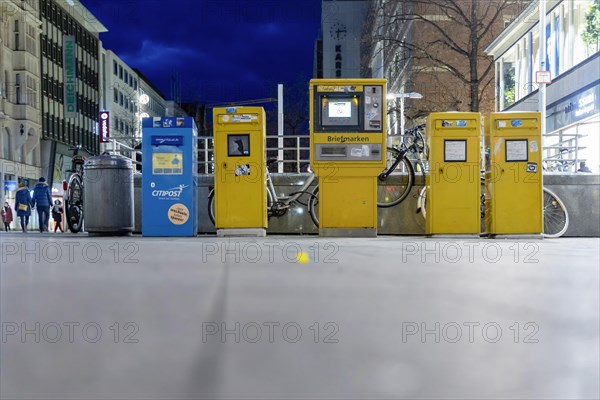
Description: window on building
14,33,20,51
119,92,124,106
119,65,123,80
113,60,117,75
498,46,516,108
15,74,22,104
124,70,128,83
2,71,8,99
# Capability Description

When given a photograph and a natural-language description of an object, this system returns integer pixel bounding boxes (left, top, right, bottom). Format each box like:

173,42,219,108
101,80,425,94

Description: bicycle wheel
66,175,84,233
542,188,569,238
207,189,216,226
416,186,427,219
404,129,425,153
377,148,415,208
308,185,319,227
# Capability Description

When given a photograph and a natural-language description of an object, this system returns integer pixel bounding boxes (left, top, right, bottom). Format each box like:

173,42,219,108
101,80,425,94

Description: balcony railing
107,134,311,174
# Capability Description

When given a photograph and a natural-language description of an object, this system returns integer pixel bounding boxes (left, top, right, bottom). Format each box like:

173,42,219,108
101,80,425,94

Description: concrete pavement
1,233,599,399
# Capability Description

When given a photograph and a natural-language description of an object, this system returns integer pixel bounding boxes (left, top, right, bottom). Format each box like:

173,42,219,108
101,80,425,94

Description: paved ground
1,232,599,399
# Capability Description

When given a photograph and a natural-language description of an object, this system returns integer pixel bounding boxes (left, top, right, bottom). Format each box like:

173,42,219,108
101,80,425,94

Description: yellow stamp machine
212,107,267,237
484,112,543,236
309,79,387,237
426,112,482,235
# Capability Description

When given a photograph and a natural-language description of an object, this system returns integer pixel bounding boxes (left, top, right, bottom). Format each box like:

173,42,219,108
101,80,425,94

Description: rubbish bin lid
84,154,133,169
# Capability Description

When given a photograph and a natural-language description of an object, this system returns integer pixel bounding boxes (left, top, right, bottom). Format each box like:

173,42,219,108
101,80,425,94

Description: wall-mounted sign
99,111,110,143
547,84,599,132
63,36,77,118
139,94,150,105
535,70,551,84
4,181,17,191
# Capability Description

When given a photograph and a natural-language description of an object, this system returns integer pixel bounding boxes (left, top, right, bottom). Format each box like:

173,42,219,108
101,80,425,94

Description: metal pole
277,84,284,173
296,137,300,173
539,0,547,140
400,96,405,136
394,98,399,136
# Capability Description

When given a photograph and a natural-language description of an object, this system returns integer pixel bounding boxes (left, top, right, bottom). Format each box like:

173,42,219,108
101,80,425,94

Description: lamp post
387,92,423,136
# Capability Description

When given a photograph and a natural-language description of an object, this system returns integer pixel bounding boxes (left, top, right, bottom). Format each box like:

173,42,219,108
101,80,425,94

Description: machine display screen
321,96,359,127
329,101,352,118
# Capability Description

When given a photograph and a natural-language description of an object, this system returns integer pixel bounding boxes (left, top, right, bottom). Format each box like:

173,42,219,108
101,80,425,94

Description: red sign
99,111,110,143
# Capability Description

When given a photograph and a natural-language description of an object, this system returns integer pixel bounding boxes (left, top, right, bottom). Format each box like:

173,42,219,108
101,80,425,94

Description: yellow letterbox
426,112,481,235
213,107,267,236
310,79,387,237
484,112,542,235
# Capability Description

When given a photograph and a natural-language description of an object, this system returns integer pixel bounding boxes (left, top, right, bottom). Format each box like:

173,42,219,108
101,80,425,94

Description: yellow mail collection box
485,112,542,235
426,112,481,235
213,107,267,236
310,78,387,237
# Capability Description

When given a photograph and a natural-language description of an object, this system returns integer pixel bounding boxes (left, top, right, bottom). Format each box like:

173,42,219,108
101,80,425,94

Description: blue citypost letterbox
142,117,198,236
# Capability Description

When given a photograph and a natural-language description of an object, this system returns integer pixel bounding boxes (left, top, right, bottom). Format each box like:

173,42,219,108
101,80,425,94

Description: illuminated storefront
486,0,599,173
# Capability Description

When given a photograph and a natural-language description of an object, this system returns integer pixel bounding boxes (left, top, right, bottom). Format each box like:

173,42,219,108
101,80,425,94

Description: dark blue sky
83,0,322,104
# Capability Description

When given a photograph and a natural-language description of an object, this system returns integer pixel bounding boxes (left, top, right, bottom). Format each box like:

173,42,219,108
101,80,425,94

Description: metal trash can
84,154,134,235
133,173,142,234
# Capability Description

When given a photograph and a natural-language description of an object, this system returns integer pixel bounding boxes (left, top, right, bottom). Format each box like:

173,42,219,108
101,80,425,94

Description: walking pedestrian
1,201,13,231
14,182,32,232
52,199,64,233
32,177,52,233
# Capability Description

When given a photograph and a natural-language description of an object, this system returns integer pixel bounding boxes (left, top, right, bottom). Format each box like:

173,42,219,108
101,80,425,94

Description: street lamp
387,92,423,136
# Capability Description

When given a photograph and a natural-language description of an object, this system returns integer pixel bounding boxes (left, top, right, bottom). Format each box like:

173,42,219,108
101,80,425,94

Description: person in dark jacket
1,201,13,231
14,182,32,232
32,177,53,233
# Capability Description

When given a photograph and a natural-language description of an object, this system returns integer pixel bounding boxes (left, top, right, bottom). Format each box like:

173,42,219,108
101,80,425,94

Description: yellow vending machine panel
310,79,387,237
485,112,542,235
213,107,267,236
426,112,481,235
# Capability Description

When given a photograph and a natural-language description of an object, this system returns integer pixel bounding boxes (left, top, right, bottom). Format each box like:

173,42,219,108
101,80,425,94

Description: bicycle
416,177,570,238
377,124,428,208
208,159,320,227
63,145,89,233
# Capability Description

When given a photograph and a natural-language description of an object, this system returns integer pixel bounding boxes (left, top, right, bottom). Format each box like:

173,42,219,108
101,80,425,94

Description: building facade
316,0,370,78
486,0,600,173
135,68,167,123
100,49,140,151
39,0,106,194
364,0,524,135
1,0,43,206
